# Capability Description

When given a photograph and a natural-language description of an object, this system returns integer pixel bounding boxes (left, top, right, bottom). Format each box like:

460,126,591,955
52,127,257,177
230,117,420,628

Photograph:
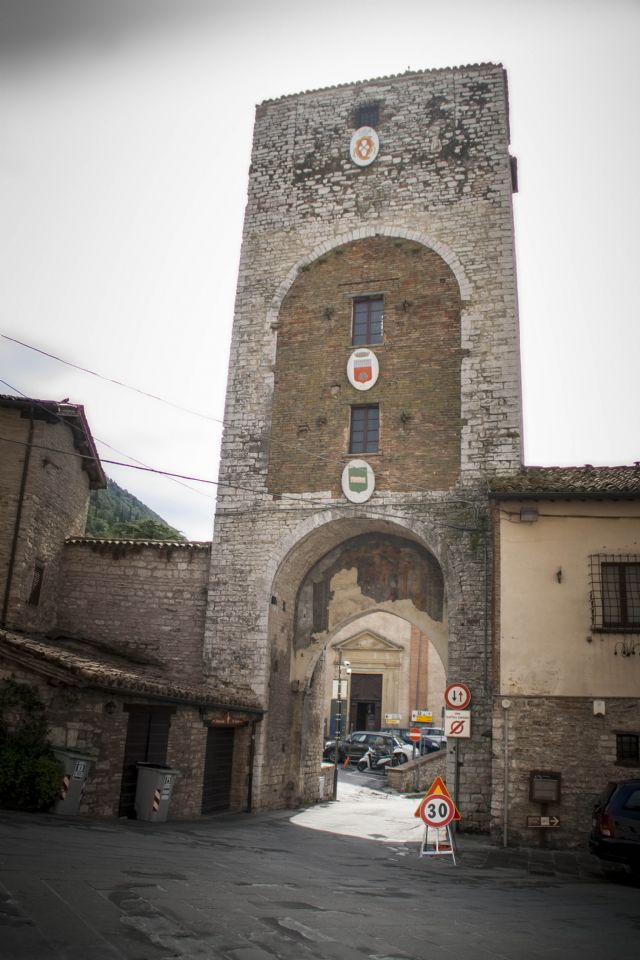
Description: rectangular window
589,556,640,632
27,562,45,606
602,562,640,628
349,405,379,454
616,733,640,765
352,296,383,345
357,104,379,128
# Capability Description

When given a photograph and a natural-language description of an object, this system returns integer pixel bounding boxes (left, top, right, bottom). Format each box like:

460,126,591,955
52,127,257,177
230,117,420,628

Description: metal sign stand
419,824,457,864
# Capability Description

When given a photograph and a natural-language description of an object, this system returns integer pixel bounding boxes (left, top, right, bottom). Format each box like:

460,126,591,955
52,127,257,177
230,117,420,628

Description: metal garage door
201,727,234,814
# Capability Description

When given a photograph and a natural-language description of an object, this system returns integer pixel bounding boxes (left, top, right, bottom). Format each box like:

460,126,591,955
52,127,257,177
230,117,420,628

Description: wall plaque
341,459,375,503
347,348,379,390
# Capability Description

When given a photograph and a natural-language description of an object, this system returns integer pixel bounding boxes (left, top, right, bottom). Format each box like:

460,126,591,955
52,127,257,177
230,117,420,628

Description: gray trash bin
52,748,94,815
134,763,179,822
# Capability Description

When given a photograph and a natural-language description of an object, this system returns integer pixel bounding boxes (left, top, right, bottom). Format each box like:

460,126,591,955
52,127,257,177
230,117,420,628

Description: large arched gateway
203,65,522,831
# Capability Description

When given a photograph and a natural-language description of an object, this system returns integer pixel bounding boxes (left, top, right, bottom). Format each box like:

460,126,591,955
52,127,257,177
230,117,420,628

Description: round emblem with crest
341,459,375,503
349,126,379,167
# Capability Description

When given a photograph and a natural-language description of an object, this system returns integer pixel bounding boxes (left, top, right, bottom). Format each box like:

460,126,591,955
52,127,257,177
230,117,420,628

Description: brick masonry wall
206,65,522,823
491,696,640,847
57,540,210,680
0,408,91,634
268,236,462,493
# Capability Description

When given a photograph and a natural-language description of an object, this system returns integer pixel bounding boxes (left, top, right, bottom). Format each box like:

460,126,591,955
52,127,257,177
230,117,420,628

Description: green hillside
86,478,185,541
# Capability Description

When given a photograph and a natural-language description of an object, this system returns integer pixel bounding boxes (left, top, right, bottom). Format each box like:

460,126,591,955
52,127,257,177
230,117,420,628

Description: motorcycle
356,744,408,773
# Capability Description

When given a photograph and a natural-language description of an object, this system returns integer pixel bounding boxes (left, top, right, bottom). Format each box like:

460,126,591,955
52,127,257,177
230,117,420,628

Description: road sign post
414,776,460,865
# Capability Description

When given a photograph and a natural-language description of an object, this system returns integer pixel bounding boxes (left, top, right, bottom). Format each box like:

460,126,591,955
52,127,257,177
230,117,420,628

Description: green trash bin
52,748,94,815
134,763,179,822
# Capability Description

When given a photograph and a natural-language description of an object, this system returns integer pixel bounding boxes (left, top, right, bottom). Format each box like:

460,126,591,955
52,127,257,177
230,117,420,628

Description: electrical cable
2,332,488,505
0,378,215,504
0,432,481,533
1,333,224,425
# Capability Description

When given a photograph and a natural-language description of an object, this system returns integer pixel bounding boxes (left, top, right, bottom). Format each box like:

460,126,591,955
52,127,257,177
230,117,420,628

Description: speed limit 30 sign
419,792,456,828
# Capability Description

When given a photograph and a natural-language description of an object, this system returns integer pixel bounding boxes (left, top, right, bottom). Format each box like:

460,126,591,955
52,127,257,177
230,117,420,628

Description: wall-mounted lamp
519,505,538,523
556,568,563,584
104,701,117,716
593,699,606,716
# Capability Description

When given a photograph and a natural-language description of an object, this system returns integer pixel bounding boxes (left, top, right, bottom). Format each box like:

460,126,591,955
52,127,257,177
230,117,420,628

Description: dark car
381,727,442,755
323,731,409,764
589,779,640,878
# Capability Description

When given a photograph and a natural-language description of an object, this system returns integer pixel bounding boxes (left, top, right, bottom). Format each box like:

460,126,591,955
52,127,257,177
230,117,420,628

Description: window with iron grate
616,733,640,765
27,562,45,606
589,555,640,632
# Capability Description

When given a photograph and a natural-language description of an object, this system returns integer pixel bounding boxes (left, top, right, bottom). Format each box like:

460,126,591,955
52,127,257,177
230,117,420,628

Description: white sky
1,0,638,540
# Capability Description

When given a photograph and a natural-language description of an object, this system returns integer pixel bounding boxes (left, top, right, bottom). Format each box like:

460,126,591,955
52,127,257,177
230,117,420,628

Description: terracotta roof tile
489,465,640,498
0,629,262,715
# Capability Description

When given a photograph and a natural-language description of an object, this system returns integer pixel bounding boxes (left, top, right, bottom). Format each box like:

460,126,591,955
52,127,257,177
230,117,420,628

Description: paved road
0,791,638,960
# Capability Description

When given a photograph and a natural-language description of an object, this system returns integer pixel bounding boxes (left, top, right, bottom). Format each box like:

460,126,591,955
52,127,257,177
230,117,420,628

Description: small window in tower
357,104,379,129
352,296,383,345
349,405,379,454
28,562,45,606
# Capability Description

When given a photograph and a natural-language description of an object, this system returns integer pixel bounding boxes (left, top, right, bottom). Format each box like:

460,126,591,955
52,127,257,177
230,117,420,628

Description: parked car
323,731,412,764
381,727,443,755
589,779,640,878
419,726,447,748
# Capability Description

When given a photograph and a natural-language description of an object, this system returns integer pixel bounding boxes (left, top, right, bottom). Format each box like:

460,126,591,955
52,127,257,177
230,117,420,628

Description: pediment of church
335,631,403,653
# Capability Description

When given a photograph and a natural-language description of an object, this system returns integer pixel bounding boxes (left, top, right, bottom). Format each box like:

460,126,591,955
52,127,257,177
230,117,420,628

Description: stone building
204,64,522,828
0,396,261,818
490,467,640,846
0,395,105,634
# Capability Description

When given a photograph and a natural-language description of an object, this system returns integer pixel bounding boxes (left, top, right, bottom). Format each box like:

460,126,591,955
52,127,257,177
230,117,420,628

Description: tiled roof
489,466,640,499
0,394,106,488
0,630,262,716
66,537,211,550
259,63,503,106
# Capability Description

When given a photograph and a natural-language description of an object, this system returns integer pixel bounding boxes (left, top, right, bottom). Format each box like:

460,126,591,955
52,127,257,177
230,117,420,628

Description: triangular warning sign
413,776,461,820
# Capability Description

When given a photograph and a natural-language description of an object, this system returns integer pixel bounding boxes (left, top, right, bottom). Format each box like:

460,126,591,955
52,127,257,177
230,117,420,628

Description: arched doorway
260,517,449,808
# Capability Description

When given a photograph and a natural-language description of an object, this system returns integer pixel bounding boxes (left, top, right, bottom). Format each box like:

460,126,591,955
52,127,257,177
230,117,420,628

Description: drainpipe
502,698,511,847
1,407,34,628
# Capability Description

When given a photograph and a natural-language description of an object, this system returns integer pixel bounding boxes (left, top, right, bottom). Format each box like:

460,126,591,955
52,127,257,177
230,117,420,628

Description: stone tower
205,64,521,827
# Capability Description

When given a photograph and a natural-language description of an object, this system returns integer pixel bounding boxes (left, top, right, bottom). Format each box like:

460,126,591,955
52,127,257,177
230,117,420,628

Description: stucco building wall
492,496,640,846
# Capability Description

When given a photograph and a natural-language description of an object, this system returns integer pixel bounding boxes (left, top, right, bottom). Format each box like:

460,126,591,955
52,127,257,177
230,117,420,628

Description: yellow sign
411,710,433,723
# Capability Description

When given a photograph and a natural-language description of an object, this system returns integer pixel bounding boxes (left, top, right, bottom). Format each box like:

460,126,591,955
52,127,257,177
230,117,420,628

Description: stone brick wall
0,659,213,819
57,540,210,680
206,65,521,822
0,407,91,634
491,696,640,847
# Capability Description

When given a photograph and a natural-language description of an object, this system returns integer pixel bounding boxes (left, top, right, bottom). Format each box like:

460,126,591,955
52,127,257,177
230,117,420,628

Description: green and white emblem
341,459,375,503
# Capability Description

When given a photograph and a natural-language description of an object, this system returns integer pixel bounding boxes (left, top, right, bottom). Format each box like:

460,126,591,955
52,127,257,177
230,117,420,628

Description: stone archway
261,517,449,808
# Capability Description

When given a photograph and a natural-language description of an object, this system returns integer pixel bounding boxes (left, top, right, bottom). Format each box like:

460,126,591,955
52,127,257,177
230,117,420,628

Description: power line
2,332,485,504
0,378,215,504
0,432,477,533
1,333,224,426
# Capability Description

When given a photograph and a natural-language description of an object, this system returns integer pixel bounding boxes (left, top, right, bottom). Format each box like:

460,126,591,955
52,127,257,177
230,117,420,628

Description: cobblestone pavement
0,795,638,960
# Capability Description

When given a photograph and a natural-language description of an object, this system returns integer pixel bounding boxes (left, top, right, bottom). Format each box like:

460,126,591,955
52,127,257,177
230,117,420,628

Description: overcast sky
1,0,638,540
